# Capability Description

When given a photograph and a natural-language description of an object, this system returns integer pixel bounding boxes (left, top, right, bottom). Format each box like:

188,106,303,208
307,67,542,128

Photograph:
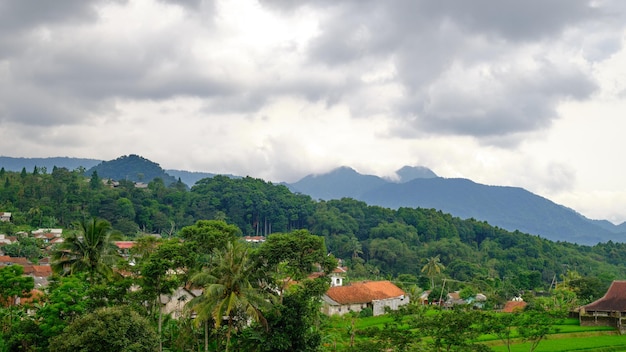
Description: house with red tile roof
21,265,53,288
0,256,30,266
243,236,266,243
321,280,409,316
501,300,527,313
580,281,626,332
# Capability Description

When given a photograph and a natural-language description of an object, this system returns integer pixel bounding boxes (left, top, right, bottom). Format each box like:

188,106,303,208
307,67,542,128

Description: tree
517,311,558,352
254,230,336,302
36,275,91,349
0,265,34,334
135,238,195,352
414,309,489,352
49,306,159,352
483,312,519,352
245,278,330,352
190,240,273,352
421,255,445,290
51,218,122,283
179,220,240,267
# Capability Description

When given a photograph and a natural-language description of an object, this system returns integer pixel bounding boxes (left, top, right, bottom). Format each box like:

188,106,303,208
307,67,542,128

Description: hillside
2,156,624,245
361,177,623,245
288,168,625,245
85,154,178,185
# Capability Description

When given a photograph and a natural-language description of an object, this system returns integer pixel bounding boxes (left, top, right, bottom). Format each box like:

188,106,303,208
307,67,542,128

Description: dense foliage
0,167,624,294
0,165,624,351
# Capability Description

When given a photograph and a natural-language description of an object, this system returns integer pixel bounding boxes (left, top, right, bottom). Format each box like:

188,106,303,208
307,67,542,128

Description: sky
1,0,626,224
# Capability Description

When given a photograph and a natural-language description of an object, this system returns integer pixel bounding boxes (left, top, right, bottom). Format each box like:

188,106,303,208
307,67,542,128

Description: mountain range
1,155,624,245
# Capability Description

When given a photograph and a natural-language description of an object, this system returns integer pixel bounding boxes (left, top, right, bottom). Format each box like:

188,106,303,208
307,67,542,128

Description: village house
160,286,203,319
501,300,527,313
114,241,136,259
0,234,17,245
243,236,266,244
321,280,409,316
0,212,12,222
579,280,626,333
22,265,53,288
0,255,30,266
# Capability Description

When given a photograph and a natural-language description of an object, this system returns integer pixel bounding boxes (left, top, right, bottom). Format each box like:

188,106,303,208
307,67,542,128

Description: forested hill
361,177,623,245
1,156,624,245
1,168,626,293
85,154,178,185
288,167,625,245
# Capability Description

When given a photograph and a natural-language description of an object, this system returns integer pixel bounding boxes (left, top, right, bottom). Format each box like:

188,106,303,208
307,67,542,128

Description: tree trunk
226,318,233,352
205,320,209,352
158,303,163,352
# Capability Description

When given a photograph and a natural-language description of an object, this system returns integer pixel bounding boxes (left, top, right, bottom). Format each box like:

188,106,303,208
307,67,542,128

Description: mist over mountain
287,166,626,245
389,165,438,183
288,166,390,200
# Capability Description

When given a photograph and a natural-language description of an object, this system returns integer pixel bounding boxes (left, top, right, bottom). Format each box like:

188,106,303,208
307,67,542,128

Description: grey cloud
411,63,597,138
0,0,119,32
265,0,610,144
419,0,598,42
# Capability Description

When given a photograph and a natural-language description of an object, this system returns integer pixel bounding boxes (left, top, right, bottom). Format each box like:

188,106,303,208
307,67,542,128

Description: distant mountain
4,156,625,244
287,165,438,200
390,165,438,183
165,170,217,186
288,167,626,245
0,156,102,172
86,154,178,185
361,177,625,245
165,169,240,187
288,166,391,200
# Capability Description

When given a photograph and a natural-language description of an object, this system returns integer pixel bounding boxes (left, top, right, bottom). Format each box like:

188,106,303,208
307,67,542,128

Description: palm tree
421,255,445,290
189,240,273,352
51,218,122,283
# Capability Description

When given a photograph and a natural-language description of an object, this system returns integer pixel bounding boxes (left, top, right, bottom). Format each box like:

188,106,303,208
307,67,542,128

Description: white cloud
1,0,626,223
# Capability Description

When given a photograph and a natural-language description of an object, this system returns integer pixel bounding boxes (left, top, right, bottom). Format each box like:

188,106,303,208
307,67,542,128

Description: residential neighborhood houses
7,222,606,325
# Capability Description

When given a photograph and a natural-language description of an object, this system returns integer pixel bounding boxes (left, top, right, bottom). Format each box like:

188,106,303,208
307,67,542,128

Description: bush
49,306,158,352
359,307,373,318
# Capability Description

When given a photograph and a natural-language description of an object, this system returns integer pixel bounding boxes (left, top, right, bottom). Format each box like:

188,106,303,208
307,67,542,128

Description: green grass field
322,314,625,351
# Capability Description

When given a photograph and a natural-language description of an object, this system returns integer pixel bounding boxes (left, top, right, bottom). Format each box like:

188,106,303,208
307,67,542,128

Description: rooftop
583,280,626,312
325,280,405,305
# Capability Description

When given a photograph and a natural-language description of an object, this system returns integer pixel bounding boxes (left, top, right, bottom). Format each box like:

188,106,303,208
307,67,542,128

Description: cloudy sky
1,0,626,224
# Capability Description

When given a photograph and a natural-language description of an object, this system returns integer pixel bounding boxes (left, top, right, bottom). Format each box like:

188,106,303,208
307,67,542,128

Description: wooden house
580,280,626,333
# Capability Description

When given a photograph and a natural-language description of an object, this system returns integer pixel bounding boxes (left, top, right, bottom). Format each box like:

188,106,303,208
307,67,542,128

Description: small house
322,280,409,316
580,280,626,332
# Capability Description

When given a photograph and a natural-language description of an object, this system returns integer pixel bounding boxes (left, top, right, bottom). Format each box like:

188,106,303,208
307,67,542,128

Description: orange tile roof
32,265,52,277
0,256,29,265
114,241,136,249
325,281,405,305
584,280,626,312
502,301,527,313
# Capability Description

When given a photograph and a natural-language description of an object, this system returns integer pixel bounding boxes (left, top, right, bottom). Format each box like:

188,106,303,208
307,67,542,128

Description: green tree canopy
51,218,122,283
49,306,159,352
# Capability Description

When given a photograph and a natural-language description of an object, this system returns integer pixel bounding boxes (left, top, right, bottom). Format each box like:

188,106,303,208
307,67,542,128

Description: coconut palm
51,218,122,283
421,255,445,290
189,240,273,352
